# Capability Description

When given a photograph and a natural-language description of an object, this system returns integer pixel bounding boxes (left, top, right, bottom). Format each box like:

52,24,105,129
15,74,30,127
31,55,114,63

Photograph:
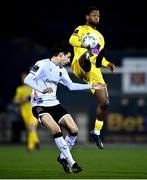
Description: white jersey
24,58,92,107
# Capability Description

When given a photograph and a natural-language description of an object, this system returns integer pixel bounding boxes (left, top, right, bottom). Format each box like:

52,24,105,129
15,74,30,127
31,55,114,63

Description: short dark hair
85,6,99,15
51,41,70,56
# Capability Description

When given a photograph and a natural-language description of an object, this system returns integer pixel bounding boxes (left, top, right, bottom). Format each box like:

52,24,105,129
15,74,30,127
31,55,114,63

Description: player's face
87,10,100,26
60,52,71,66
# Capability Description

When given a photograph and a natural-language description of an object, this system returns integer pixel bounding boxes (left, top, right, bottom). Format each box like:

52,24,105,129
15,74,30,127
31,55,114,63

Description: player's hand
42,87,53,94
92,82,107,90
25,96,31,101
107,63,115,73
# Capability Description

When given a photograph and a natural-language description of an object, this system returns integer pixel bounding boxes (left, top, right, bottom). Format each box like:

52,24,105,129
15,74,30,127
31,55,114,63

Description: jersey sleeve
24,61,45,93
69,26,83,47
102,57,110,67
60,68,92,90
30,61,44,80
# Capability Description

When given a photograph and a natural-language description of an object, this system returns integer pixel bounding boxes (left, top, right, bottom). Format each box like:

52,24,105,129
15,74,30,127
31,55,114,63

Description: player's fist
92,82,107,90
25,96,31,101
42,87,53,94
108,63,115,73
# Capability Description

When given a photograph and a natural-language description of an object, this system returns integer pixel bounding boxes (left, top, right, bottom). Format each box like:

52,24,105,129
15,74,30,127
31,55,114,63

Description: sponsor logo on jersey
45,78,58,85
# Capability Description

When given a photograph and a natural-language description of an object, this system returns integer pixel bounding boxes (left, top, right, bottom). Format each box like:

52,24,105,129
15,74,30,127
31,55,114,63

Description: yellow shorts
21,103,38,127
71,59,105,93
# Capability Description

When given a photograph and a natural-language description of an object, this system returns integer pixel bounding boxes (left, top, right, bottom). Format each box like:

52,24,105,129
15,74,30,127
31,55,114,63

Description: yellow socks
94,119,104,135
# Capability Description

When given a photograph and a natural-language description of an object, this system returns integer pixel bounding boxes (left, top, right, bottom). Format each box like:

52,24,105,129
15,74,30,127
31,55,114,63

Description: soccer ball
82,33,98,48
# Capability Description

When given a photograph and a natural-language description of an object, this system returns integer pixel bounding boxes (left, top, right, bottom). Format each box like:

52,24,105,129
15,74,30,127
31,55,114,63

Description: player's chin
94,21,99,25
64,62,69,66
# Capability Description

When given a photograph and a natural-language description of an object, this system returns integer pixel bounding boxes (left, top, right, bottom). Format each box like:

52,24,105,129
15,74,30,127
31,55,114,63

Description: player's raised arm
69,27,83,47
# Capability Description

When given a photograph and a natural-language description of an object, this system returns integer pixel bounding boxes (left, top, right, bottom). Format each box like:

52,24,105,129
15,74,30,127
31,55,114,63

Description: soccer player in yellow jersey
69,6,115,149
14,72,40,151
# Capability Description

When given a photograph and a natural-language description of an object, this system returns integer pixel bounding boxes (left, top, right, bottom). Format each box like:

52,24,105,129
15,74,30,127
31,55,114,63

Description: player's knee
53,132,63,138
84,65,91,72
79,59,91,72
69,126,78,135
52,127,62,137
100,100,110,110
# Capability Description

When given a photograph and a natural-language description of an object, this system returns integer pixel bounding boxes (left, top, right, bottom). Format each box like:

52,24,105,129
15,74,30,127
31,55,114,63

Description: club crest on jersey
31,65,39,72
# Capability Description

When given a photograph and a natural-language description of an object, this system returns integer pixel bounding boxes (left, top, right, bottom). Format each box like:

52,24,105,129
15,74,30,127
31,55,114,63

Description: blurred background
0,0,147,145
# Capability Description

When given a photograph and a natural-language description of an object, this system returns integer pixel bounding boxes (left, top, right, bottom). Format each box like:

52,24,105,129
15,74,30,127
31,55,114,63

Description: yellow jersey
14,85,32,112
14,85,37,126
69,25,109,67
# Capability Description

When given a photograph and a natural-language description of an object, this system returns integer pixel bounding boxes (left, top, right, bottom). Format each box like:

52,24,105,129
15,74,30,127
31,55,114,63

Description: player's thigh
88,66,105,94
94,87,109,103
59,114,78,133
40,114,61,135
89,66,105,83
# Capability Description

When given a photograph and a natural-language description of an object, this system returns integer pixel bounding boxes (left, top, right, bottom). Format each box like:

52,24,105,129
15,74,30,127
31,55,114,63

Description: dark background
0,0,146,48
0,0,146,106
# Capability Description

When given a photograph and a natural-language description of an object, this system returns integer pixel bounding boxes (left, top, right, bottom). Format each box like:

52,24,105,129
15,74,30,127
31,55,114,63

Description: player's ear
59,52,64,57
86,15,89,21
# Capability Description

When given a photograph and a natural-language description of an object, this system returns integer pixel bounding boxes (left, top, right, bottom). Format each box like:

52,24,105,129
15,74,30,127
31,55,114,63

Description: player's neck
86,22,96,29
50,57,59,66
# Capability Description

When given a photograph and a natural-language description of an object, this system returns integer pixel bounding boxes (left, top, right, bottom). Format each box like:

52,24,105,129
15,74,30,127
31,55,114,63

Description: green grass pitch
0,144,147,179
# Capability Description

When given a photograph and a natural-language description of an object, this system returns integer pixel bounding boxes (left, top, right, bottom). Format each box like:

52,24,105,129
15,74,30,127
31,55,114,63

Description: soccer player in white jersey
24,44,106,174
